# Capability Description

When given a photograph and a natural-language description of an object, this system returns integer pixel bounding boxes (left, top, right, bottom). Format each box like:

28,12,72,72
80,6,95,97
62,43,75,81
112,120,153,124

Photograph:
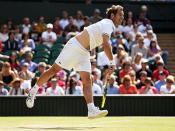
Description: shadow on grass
18,126,96,130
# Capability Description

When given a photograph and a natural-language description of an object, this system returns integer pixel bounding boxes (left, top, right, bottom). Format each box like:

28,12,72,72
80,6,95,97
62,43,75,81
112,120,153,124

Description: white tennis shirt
84,19,115,50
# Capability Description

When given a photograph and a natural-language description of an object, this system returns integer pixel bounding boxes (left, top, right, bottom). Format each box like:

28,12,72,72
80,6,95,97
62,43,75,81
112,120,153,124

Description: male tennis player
26,5,124,119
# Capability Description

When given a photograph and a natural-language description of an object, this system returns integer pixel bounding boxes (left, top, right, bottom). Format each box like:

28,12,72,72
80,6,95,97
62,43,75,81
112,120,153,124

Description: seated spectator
136,58,152,79
139,77,158,94
128,23,139,44
155,71,166,93
103,75,118,94
64,16,78,36
90,9,102,24
136,71,147,90
20,17,31,33
114,45,128,68
160,75,175,94
147,38,161,59
73,10,84,31
59,11,69,29
53,17,63,37
66,78,83,95
119,75,137,94
80,16,90,31
35,62,46,77
123,18,133,39
9,77,24,95
14,25,22,42
19,62,34,81
115,35,129,52
30,22,41,45
131,36,148,58
21,80,32,95
31,77,45,95
20,33,35,56
132,52,142,72
36,16,47,33
136,12,150,26
0,80,8,95
20,52,38,72
144,30,159,48
46,78,64,95
0,62,16,88
69,71,83,88
92,70,103,89
91,75,102,94
3,31,20,52
6,18,14,31
42,23,57,48
152,60,169,82
0,24,9,42
8,52,20,71
128,70,137,85
119,60,133,83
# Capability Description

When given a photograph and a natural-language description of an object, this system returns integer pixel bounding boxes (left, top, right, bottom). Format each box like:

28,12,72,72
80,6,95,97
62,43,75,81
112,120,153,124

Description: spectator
80,16,90,31
128,70,137,85
60,11,69,29
147,38,161,59
20,33,35,54
36,16,47,33
69,71,83,88
136,12,150,26
119,60,133,83
14,25,22,42
127,11,133,20
144,30,159,48
119,75,137,94
64,16,78,36
92,70,103,89
21,79,32,95
155,71,166,93
136,58,152,79
42,23,57,48
53,17,63,37
115,35,129,52
66,78,83,95
160,75,175,94
136,71,147,90
128,23,139,43
46,78,65,95
30,22,41,45
19,62,34,81
9,77,24,95
139,77,158,94
91,75,102,94
152,60,169,82
6,18,14,31
90,9,103,24
57,70,67,90
8,52,20,71
0,62,16,87
3,31,20,52
35,62,46,77
103,75,118,94
20,17,31,33
131,36,148,58
31,77,45,95
123,18,133,39
138,18,151,35
85,0,91,5
20,52,38,72
73,10,84,31
132,52,143,72
0,24,8,42
0,81,8,95
149,54,164,72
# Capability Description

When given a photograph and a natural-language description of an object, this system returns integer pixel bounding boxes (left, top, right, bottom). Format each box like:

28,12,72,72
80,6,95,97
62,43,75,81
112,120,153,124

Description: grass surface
0,117,175,131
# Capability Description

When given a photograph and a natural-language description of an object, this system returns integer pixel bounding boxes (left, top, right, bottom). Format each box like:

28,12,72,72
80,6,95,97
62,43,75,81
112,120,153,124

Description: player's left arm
102,34,115,75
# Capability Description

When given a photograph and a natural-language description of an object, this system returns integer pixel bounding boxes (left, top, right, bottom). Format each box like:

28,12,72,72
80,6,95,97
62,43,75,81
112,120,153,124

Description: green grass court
0,117,175,131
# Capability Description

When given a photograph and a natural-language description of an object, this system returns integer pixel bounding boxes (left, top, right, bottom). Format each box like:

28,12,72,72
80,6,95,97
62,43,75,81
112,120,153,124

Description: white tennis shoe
88,107,108,119
26,89,37,108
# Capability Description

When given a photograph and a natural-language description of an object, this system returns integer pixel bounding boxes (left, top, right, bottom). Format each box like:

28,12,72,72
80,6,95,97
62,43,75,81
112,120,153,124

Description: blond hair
106,5,123,18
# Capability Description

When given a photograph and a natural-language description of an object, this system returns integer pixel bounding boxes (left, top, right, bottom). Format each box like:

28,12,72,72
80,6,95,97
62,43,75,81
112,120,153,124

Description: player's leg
26,63,62,108
79,71,108,119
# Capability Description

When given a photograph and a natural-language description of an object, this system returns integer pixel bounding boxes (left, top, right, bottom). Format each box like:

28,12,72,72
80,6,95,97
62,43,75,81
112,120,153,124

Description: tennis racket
101,75,110,108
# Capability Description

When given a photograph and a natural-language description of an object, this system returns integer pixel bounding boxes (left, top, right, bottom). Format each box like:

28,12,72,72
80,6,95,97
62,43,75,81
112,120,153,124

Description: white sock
31,84,40,93
87,103,95,111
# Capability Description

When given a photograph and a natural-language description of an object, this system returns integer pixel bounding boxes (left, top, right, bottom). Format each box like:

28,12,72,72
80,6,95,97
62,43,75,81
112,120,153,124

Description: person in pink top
139,77,158,94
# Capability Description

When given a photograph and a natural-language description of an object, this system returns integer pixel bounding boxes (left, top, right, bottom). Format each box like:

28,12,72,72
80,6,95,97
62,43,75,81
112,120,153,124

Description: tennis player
26,5,124,119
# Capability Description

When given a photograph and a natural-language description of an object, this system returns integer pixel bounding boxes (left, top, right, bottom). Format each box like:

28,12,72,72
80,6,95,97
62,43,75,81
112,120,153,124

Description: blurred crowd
0,5,174,96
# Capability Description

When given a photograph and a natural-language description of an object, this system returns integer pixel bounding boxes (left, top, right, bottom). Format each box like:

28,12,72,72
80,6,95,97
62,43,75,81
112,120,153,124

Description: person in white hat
41,23,57,48
27,5,124,119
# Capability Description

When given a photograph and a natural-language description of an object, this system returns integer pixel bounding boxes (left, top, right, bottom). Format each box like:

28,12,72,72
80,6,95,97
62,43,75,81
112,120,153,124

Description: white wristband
110,60,115,65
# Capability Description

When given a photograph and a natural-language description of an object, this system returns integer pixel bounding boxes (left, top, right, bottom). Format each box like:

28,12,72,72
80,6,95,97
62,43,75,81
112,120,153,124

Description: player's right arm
102,34,115,75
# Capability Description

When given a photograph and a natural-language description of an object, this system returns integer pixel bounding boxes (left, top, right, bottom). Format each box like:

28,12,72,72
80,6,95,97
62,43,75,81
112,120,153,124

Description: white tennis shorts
55,37,91,72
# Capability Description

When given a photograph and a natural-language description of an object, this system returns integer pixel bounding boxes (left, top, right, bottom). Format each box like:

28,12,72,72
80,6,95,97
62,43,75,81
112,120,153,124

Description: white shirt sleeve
101,22,113,37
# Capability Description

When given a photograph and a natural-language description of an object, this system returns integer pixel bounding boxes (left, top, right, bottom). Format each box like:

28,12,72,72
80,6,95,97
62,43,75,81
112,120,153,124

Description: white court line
79,120,133,126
